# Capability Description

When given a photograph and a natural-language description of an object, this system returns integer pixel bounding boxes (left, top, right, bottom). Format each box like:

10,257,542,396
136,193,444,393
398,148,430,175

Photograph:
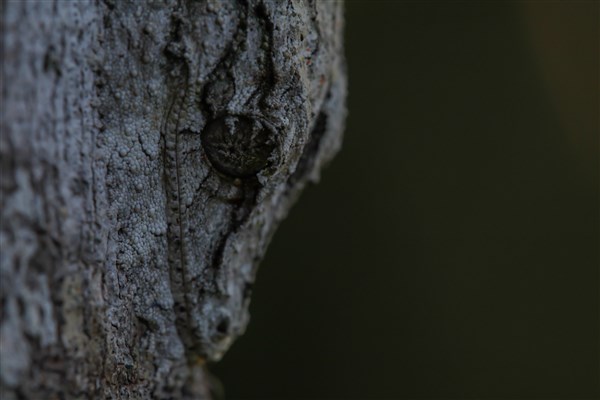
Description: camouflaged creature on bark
158,0,347,362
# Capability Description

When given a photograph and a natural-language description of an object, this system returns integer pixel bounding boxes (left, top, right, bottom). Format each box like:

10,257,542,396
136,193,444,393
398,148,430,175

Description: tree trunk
0,1,346,398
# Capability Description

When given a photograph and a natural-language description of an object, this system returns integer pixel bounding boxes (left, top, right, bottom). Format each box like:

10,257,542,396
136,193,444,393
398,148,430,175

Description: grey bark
0,0,346,398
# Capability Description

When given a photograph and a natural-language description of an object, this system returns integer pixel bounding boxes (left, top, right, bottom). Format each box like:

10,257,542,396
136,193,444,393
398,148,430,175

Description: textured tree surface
0,1,346,398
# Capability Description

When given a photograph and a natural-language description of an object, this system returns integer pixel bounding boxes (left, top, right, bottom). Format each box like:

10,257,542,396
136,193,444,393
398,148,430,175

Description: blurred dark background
212,1,599,399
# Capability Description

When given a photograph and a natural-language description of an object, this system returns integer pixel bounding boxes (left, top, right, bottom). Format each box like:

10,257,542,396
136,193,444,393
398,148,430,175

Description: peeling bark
0,1,346,398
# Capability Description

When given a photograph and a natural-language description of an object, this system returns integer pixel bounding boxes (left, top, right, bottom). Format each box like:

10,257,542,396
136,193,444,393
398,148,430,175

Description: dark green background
212,1,599,399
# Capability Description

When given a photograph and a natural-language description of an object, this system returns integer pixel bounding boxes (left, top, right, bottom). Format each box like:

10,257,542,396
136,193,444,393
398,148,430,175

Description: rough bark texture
0,1,346,398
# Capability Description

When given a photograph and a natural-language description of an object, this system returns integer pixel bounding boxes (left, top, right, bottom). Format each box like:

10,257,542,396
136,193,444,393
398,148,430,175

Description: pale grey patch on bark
1,0,346,398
